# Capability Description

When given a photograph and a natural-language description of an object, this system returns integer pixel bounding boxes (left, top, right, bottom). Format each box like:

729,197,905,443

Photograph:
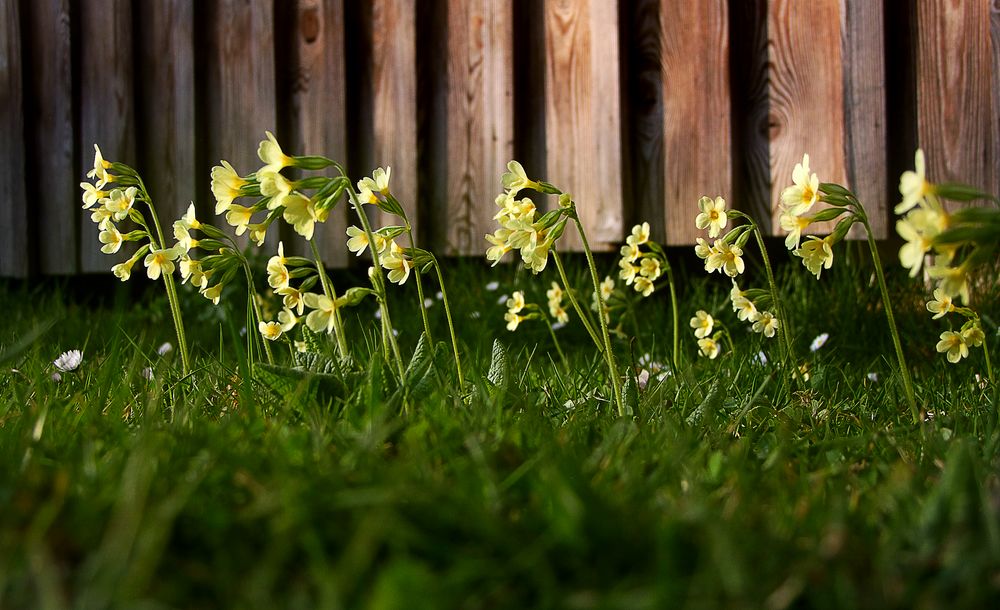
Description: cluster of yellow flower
689,310,720,359
777,154,846,279
730,283,779,339
504,291,527,331
617,222,661,296
693,196,746,278
926,288,987,364
590,276,615,324
546,282,569,324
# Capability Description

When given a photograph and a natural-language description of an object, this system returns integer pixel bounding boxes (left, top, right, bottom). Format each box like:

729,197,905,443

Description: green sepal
818,182,853,197
198,224,230,240
536,181,562,195
295,176,332,190
810,207,850,222
376,225,408,239
935,182,997,203
293,155,336,170
289,266,315,279
283,256,315,268
341,287,376,307
197,238,227,251
820,194,854,207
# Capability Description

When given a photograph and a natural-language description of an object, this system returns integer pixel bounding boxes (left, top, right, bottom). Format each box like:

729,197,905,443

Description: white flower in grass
753,351,768,366
690,310,714,339
157,342,173,356
695,196,728,238
54,350,83,372
485,281,500,292
141,367,154,381
424,298,434,309
810,333,829,352
866,372,879,383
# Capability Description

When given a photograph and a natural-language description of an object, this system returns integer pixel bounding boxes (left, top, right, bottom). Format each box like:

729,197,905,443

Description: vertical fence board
660,0,730,245
79,0,135,273
370,0,418,238
915,0,999,203
202,0,276,243
543,0,623,251
0,0,27,277
137,0,195,239
842,0,887,238
282,0,348,265
24,0,75,274
443,0,514,255
766,0,847,235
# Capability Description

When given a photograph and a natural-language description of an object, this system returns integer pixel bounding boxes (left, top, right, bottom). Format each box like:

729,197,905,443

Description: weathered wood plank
660,0,730,245
915,0,999,204
201,0,277,244
24,0,75,274
842,0,887,239
442,0,514,255
370,0,419,239
543,0,623,251
766,0,847,235
280,0,348,265
136,0,195,242
0,0,27,277
79,0,135,273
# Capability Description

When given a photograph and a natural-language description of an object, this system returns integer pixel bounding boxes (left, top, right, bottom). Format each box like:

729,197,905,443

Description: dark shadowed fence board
442,0,514,255
766,0,847,235
79,0,135,273
543,0,622,251
201,0,277,242
280,0,348,265
842,0,888,239
136,0,195,242
660,0,730,245
370,0,419,239
0,0,27,277
24,0,75,274
915,0,999,204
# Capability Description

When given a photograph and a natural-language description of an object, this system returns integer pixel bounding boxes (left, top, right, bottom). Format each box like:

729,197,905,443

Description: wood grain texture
370,0,418,239
443,0,514,255
660,0,730,245
543,0,623,251
766,0,847,235
842,0,887,239
24,0,75,274
0,0,27,276
201,0,277,243
136,0,195,244
915,0,999,204
281,0,348,265
79,0,135,273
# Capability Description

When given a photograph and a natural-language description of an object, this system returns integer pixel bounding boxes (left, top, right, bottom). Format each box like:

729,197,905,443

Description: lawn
1,249,998,609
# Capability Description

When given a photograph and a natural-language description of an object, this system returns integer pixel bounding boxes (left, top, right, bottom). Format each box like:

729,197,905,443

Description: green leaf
620,372,638,416
687,380,726,427
487,339,507,388
935,182,997,203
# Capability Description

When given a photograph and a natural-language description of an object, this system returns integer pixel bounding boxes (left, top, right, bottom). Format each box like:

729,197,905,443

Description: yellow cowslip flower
90,204,114,230
619,258,639,285
247,223,268,247
347,225,386,256
634,276,654,297
257,131,294,174
707,240,745,277
551,304,569,324
201,283,223,305
780,153,820,216
507,290,525,314
277,286,305,315
381,241,412,285
925,288,954,319
630,222,650,245
179,256,208,288
225,205,255,236
359,167,391,196
695,196,728,238
794,236,834,279
896,149,936,214
779,209,812,250
600,276,615,301
520,235,551,274
698,337,720,360
111,251,142,281
694,237,713,260
267,242,290,289
504,310,524,331
751,311,779,338
730,285,758,321
259,169,293,202
303,292,339,334
173,223,198,253
144,246,182,280
962,324,985,348
86,144,114,188
355,183,379,205
927,261,971,305
546,282,563,304
80,182,107,209
258,321,283,341
282,193,327,240
99,225,124,255
500,160,537,196
495,197,536,224
278,308,299,332
485,230,512,266
896,207,945,277
212,160,247,214
639,257,661,281
105,187,138,221
620,241,640,263
936,330,968,363
690,310,714,339
177,202,201,231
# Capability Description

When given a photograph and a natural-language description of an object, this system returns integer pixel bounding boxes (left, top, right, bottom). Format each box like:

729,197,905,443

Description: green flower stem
664,259,680,372
983,333,994,386
404,224,434,344
552,250,602,350
309,238,349,359
432,260,465,388
543,314,569,370
750,221,796,394
571,214,624,417
858,213,919,422
242,262,274,365
136,178,191,376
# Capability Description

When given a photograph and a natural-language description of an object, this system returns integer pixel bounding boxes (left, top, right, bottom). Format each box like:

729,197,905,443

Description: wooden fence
1,0,998,277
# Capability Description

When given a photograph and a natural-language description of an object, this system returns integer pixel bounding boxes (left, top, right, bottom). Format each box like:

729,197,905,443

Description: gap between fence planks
0,0,27,277
543,0,623,252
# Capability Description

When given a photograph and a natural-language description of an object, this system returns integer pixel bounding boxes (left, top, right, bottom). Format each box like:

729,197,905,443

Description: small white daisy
810,333,830,352
53,350,83,372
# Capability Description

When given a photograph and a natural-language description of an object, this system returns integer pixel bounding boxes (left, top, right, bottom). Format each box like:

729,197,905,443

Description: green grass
1,249,999,609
